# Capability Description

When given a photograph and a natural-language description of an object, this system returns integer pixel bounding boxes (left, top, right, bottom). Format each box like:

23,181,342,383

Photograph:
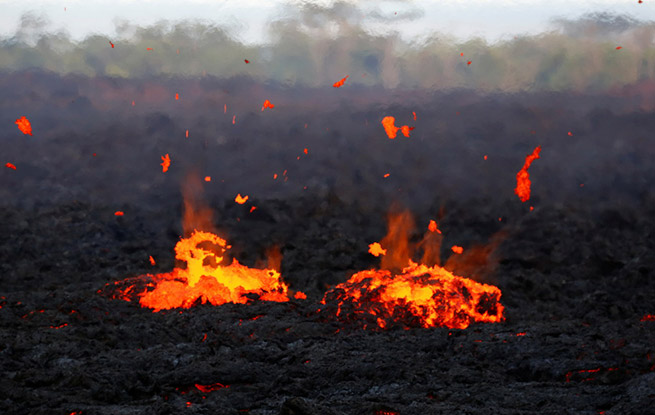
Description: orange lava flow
333,75,349,88
15,116,32,135
114,230,295,311
321,211,504,330
514,146,541,202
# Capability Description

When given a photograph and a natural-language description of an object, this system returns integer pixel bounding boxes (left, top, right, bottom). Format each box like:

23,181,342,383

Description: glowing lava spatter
109,174,302,311
114,230,295,311
333,75,349,88
261,99,275,111
381,116,414,139
15,116,32,135
515,146,541,202
321,212,504,330
161,154,171,172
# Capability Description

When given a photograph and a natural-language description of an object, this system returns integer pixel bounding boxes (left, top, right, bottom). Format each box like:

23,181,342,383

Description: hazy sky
0,0,652,44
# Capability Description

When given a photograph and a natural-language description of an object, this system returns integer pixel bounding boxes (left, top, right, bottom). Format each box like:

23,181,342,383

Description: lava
110,176,301,311
381,116,414,139
195,383,229,392
368,242,387,257
161,154,171,172
15,116,32,135
261,99,275,111
333,75,349,88
514,146,541,202
321,211,504,329
114,230,295,312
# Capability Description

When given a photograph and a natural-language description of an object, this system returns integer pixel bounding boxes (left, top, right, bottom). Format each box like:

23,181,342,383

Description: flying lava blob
514,146,541,202
261,100,275,111
235,194,249,204
321,212,504,330
15,116,32,135
381,116,414,139
333,75,349,88
161,154,171,172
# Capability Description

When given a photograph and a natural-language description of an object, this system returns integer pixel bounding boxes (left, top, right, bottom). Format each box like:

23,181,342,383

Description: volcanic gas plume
321,211,505,330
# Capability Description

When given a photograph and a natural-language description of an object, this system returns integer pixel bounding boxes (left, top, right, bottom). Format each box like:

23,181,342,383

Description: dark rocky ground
1,70,654,414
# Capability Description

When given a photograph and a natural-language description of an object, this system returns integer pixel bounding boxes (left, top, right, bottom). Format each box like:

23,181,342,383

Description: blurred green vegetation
1,10,654,92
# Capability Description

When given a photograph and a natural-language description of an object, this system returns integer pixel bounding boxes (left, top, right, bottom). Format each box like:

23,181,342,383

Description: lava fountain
321,211,504,330
109,174,301,311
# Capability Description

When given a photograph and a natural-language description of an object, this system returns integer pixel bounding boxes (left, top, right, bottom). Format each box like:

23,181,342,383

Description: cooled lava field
1,70,655,414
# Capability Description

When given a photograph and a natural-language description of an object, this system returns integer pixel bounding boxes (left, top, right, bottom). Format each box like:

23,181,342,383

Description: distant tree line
1,8,654,92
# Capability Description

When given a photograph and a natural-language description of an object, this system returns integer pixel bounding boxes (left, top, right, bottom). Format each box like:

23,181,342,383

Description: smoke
1,4,654,215
1,5,654,91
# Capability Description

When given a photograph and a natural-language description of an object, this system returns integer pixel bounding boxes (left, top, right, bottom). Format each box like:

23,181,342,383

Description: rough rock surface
1,71,654,414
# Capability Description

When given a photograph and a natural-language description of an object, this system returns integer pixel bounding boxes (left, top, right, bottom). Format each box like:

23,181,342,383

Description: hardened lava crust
1,71,654,414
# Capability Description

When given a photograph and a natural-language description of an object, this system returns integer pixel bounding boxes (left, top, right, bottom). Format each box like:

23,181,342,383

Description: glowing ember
514,146,541,202
114,211,124,216
641,314,655,322
109,41,115,48
195,383,228,392
161,154,171,173
235,194,249,204
368,242,387,257
5,162,16,170
322,212,504,329
149,255,156,266
428,220,441,234
333,75,349,88
261,99,275,111
381,116,399,138
400,125,415,138
15,116,32,135
113,230,297,311
381,116,413,139
451,245,464,254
